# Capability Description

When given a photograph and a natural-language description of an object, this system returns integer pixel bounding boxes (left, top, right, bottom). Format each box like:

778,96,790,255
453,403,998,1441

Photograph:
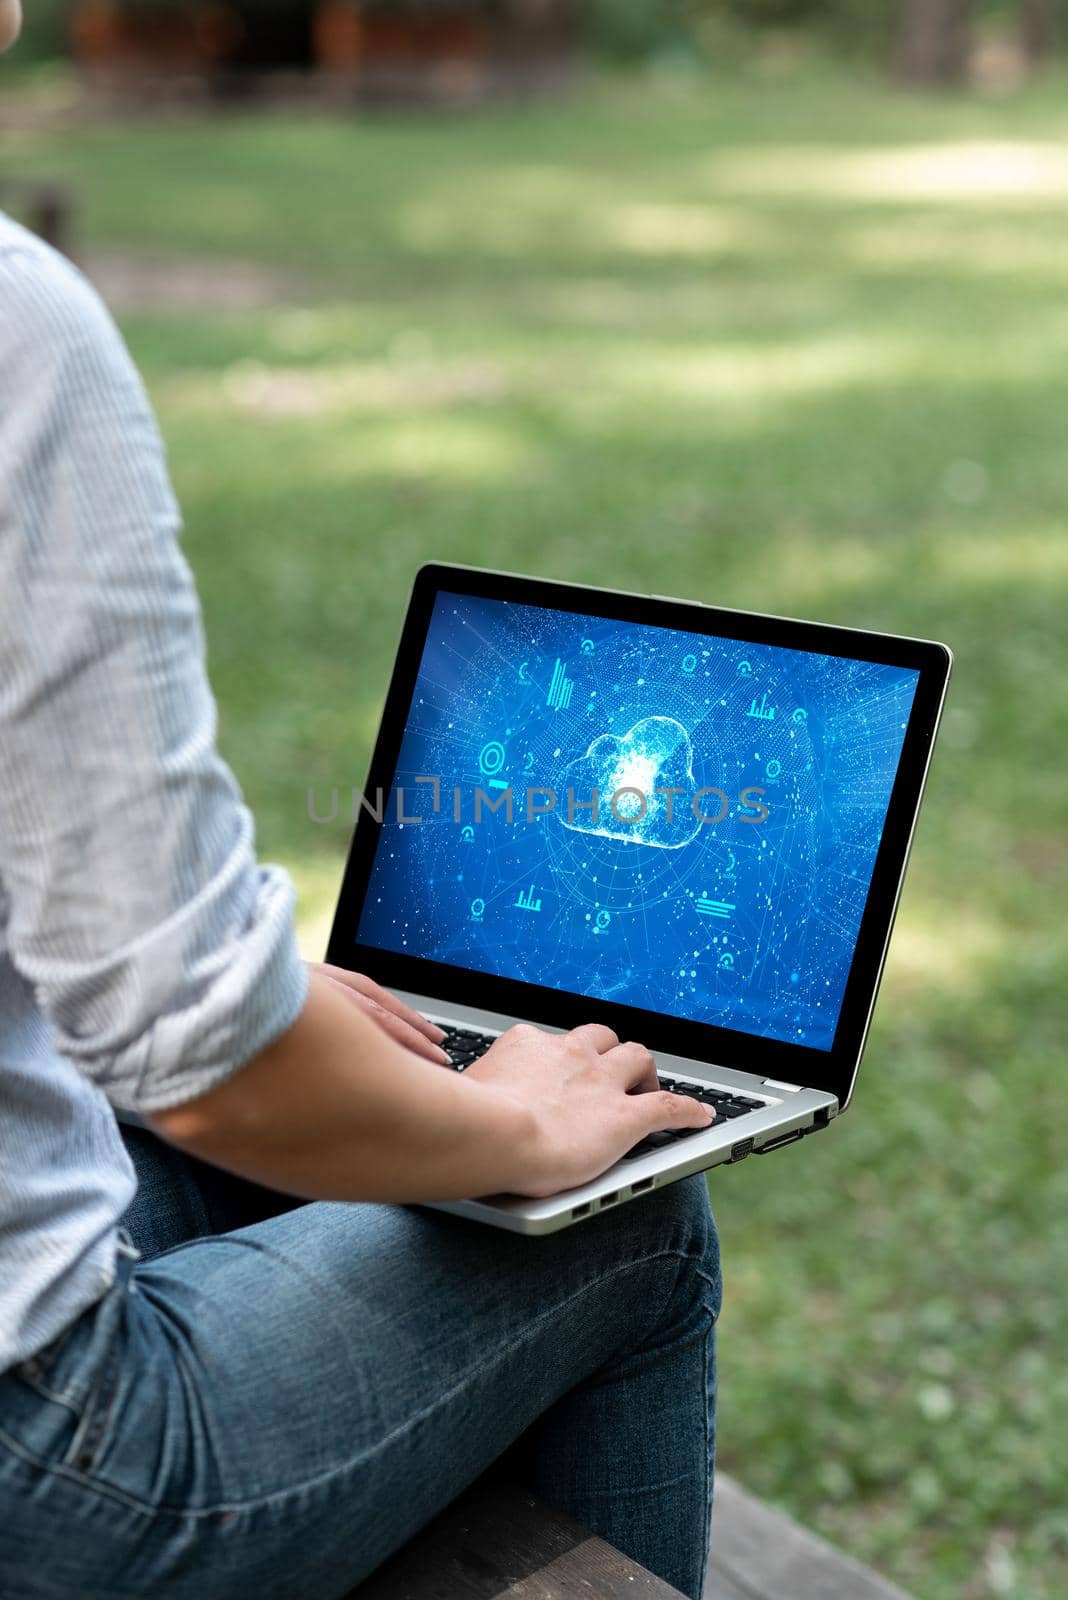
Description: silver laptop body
405,992,838,1234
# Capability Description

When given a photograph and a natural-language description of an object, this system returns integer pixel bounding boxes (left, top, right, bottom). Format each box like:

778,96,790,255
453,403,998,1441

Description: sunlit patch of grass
600,201,763,256
287,854,347,960
844,215,1068,278
706,139,1068,203
928,528,1068,585
884,907,1009,1000
159,373,542,486
594,333,927,403
307,412,543,486
162,354,511,421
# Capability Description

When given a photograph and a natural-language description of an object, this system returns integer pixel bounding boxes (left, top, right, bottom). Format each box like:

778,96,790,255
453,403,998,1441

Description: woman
0,5,721,1595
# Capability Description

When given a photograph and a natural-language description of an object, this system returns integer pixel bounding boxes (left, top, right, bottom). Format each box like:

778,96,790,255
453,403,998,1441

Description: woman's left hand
308,964,451,1066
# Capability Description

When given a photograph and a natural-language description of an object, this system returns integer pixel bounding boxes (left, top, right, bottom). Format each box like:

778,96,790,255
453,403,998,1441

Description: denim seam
690,1266,722,1317
10,1375,82,1419
0,1244,709,1524
560,1466,702,1499
700,1302,713,1572
63,1325,123,1475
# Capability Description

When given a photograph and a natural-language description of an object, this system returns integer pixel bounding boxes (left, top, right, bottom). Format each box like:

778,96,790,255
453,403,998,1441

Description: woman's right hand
464,1023,714,1198
152,977,712,1208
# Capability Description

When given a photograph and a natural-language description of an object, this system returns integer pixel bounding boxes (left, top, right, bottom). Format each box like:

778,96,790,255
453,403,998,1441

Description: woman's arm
0,231,710,1201
0,229,310,1114
150,967,712,1202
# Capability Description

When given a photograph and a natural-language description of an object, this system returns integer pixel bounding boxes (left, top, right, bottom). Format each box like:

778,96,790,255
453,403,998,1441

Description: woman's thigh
0,1177,720,1600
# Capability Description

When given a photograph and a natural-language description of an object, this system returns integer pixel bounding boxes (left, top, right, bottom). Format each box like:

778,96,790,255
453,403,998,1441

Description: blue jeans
0,1129,721,1600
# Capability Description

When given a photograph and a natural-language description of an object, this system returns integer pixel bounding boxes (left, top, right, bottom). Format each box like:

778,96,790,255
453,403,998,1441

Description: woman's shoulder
0,208,125,378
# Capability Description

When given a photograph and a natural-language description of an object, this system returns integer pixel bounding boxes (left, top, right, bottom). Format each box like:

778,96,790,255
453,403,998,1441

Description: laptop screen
355,591,921,1053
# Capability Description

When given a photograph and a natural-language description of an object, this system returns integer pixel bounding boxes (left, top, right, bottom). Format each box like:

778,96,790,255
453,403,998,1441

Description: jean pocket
13,1323,80,1396
0,1370,78,1471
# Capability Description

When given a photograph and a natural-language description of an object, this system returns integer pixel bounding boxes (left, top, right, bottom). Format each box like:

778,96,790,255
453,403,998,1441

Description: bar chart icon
546,658,574,711
695,894,735,920
515,884,543,912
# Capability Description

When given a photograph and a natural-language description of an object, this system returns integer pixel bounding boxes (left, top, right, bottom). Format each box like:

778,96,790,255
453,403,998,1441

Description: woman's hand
309,964,450,1066
464,1022,714,1198
152,978,710,1205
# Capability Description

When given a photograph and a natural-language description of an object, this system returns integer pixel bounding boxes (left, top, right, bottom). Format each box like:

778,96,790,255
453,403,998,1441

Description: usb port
630,1178,654,1194
572,1202,591,1218
756,1129,804,1155
600,1191,618,1207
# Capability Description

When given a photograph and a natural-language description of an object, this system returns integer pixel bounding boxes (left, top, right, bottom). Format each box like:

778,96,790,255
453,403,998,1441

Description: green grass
4,60,1068,1600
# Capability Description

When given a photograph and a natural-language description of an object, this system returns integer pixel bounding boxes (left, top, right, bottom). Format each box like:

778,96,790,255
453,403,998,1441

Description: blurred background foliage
8,0,1068,79
2,7,1067,1600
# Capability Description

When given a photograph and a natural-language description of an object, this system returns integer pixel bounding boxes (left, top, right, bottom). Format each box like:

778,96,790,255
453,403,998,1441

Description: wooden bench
354,1475,917,1600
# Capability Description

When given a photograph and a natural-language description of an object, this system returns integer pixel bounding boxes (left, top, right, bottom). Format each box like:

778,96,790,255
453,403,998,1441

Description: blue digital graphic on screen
356,594,920,1051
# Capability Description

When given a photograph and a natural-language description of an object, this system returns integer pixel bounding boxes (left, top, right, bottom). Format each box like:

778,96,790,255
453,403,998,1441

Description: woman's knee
642,1173,717,1256
589,1175,721,1359
595,1174,720,1305
650,1176,720,1312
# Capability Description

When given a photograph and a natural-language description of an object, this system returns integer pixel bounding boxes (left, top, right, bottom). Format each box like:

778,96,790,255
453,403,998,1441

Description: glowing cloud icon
560,715,702,849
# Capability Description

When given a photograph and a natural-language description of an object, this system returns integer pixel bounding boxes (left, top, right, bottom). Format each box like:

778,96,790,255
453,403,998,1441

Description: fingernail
427,1022,447,1041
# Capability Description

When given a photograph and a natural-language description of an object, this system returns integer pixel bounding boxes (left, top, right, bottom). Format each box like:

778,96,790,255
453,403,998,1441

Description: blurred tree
5,0,1064,81
63,0,577,99
893,0,974,84
1019,0,1058,64
584,0,685,64
5,0,66,60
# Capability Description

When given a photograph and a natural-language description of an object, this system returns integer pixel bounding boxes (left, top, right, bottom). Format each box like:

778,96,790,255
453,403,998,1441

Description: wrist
462,1078,542,1195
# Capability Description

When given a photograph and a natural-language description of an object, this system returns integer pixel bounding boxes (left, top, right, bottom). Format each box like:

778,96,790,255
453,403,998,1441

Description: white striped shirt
0,212,308,1370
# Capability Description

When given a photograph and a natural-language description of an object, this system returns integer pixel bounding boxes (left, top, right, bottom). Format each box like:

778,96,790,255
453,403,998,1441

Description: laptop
326,564,951,1233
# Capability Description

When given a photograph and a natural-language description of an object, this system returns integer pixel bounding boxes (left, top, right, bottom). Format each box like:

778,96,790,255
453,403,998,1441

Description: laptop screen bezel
326,563,951,1109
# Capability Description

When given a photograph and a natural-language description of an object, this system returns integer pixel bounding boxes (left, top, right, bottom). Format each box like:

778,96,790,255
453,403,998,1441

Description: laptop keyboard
440,1026,497,1070
623,1075,765,1160
438,1028,766,1159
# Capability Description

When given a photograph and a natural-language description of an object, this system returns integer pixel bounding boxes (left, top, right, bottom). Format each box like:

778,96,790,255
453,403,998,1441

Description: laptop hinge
762,1077,804,1093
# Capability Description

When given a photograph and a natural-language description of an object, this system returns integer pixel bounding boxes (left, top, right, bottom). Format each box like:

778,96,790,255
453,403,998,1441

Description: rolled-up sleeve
0,233,308,1113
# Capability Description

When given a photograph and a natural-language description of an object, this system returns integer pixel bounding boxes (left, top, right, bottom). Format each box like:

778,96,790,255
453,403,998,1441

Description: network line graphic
356,593,920,1051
